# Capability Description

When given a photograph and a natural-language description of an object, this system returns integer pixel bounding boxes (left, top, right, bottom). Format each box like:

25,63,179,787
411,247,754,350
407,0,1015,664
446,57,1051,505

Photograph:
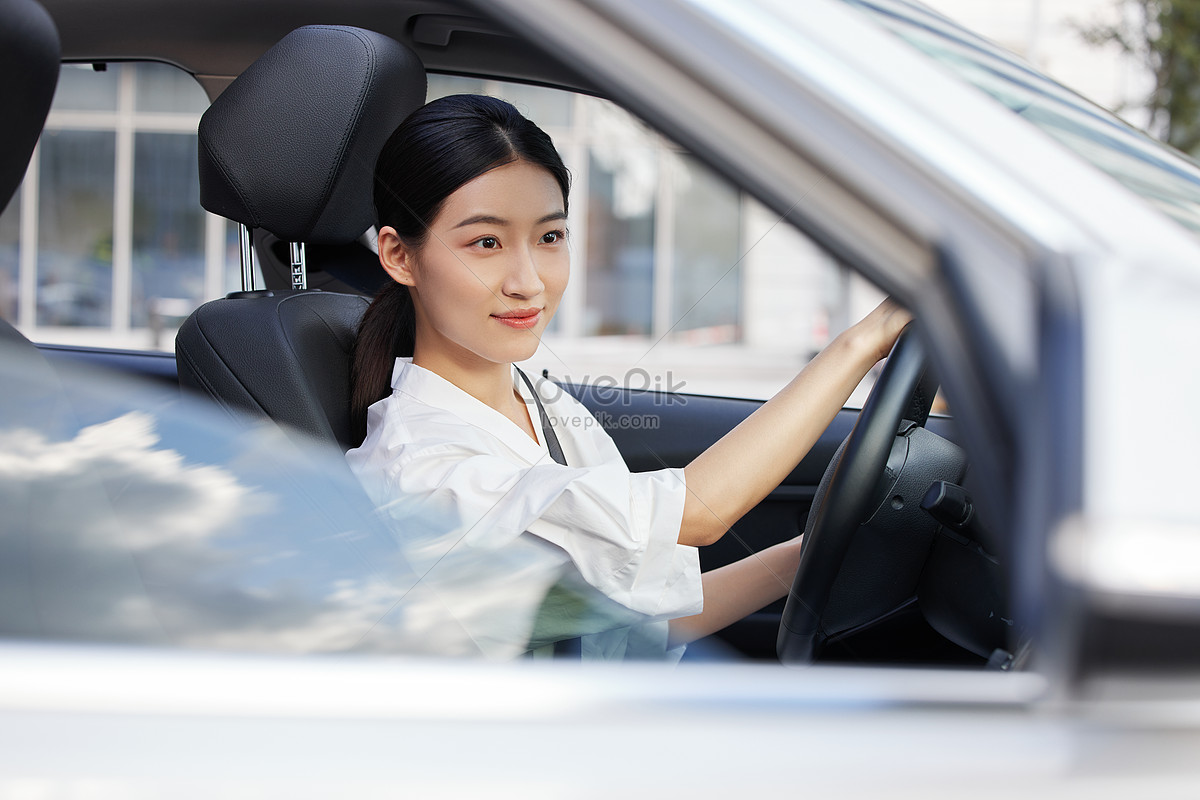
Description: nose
501,246,545,300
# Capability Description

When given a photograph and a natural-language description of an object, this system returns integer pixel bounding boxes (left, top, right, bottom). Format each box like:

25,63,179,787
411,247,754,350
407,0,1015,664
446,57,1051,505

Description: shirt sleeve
364,442,703,622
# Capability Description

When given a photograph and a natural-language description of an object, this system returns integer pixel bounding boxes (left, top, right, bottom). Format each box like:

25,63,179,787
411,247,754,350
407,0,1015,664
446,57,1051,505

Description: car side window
1,65,880,403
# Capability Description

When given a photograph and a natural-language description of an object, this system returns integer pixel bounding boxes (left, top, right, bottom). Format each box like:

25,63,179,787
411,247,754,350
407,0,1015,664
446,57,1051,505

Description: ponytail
350,281,415,444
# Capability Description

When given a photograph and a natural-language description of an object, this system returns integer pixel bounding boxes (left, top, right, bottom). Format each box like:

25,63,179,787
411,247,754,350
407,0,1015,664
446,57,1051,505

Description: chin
507,346,541,364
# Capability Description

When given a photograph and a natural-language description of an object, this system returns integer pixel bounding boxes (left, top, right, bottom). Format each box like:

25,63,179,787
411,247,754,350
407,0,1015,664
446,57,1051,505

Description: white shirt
346,358,703,660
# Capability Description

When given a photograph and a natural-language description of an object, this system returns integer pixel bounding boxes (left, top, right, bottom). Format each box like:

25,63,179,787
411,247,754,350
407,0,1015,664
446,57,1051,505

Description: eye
473,236,500,250
540,229,567,244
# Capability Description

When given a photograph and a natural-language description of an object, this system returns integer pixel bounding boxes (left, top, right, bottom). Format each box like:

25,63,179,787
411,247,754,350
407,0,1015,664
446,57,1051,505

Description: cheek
436,261,491,304
543,253,570,298
416,259,489,323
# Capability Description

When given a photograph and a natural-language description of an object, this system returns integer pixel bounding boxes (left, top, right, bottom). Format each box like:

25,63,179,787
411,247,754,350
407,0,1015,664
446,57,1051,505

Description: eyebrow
452,211,568,229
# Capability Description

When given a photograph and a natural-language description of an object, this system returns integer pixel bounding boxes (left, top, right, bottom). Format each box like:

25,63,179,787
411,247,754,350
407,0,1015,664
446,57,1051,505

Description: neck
414,350,516,413
415,350,536,442
409,324,537,441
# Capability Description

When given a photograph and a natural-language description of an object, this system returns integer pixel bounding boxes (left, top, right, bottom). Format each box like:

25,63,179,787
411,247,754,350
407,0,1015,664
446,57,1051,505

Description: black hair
350,94,570,443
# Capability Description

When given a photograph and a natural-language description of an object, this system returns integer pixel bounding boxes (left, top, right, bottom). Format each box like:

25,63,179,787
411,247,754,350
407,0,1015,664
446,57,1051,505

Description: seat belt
515,367,582,658
515,367,567,466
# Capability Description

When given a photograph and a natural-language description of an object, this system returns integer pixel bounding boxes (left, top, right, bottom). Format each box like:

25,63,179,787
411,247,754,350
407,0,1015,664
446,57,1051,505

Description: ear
377,226,418,286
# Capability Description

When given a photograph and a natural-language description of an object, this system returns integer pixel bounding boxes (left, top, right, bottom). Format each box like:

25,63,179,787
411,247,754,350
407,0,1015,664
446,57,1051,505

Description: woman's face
380,159,569,373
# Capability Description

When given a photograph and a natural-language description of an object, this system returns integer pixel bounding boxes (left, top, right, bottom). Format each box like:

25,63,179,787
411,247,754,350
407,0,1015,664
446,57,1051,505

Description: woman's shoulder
368,387,506,448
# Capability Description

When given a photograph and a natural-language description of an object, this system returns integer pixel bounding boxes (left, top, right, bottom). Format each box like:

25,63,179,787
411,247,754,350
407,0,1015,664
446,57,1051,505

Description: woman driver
347,94,910,659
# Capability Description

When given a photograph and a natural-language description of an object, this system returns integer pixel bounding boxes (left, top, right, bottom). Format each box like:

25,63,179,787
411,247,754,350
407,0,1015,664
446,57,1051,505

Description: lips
491,308,542,329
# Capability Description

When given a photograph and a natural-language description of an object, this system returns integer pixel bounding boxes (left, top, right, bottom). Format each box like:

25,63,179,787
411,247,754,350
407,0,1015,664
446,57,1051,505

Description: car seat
175,25,426,448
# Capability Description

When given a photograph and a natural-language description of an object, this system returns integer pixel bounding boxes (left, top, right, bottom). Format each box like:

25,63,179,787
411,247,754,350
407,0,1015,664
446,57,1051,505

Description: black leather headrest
198,25,426,244
0,0,59,214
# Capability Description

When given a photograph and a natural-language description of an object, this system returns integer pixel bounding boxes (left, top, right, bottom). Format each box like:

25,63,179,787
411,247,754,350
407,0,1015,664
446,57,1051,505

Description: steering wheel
777,325,934,664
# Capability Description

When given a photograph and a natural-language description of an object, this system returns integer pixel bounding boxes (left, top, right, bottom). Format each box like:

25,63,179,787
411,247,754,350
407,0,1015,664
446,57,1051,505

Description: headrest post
289,242,308,290
238,223,256,291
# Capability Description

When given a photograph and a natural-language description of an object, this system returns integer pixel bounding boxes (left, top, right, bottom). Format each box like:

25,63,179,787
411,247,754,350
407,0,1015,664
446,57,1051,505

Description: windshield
843,0,1200,237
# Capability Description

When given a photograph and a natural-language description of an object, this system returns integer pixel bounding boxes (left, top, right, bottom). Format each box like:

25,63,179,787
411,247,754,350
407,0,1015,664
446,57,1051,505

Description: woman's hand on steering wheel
851,297,913,364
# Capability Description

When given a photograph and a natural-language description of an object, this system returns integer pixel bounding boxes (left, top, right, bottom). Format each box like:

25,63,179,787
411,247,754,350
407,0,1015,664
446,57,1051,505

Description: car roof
37,0,596,98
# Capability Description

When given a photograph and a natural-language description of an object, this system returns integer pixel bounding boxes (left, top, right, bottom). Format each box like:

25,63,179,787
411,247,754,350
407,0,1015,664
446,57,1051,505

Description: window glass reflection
132,132,205,327
37,130,115,327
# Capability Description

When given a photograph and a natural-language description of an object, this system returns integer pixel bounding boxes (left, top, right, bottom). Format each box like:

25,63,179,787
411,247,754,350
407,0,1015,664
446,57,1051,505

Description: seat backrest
176,290,370,446
176,25,426,448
